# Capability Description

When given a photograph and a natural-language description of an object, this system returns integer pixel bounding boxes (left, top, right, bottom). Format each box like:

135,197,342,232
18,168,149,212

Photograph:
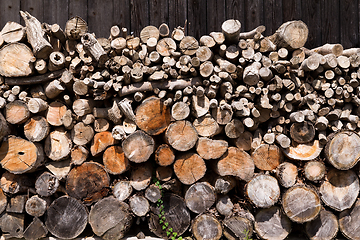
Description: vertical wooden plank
301,0,321,48
244,0,263,32
187,0,207,39
69,0,88,23
0,0,21,27
263,0,282,36
320,0,340,44
168,0,187,34
20,0,44,24
206,0,226,34
226,0,245,31
113,0,131,30
282,0,302,22
88,0,114,38
340,0,359,48
130,0,149,36
43,0,69,29
149,0,168,28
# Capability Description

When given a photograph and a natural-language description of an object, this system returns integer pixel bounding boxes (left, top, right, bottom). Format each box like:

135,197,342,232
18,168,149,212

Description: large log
0,43,34,77
192,214,222,240
103,146,130,175
122,130,154,163
185,182,216,214
339,198,360,240
166,120,198,151
173,152,206,185
246,174,280,208
251,144,283,170
269,20,308,50
305,209,338,240
223,216,253,240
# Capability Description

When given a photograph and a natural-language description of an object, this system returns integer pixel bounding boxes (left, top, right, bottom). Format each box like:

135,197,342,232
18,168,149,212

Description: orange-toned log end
283,140,323,161
103,146,130,175
213,147,254,182
155,144,175,166
5,100,30,124
165,120,198,151
46,101,67,126
135,96,171,135
0,135,44,174
66,162,110,205
173,152,206,185
252,144,283,171
90,131,118,156
196,137,228,160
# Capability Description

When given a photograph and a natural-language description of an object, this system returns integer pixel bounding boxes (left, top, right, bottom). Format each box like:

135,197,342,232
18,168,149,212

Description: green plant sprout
243,229,253,240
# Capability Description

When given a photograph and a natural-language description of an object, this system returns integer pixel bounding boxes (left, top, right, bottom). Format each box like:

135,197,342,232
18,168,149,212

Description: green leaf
162,225,166,230
178,237,183,240
161,211,165,215
173,232,178,237
162,216,166,220
159,219,163,224
171,237,176,240
167,231,171,236
168,228,173,232
164,222,169,227
158,214,162,218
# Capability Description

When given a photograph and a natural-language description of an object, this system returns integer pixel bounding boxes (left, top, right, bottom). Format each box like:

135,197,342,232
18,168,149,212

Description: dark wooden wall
0,0,358,49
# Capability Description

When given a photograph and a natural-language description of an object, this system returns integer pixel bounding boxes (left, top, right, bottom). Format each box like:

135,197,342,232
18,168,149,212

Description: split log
155,144,175,166
304,161,326,182
122,130,154,163
320,168,359,211
135,96,171,135
325,131,360,170
254,206,292,240
276,162,298,188
5,100,30,124
246,174,280,208
23,217,48,240
0,212,25,238
282,185,321,223
0,136,44,174
1,21,26,43
6,194,27,213
66,162,110,204
89,196,133,240
129,194,150,217
213,147,254,181
339,198,360,240
251,144,283,171
212,104,233,125
35,172,59,197
25,195,48,217
192,214,222,240
65,16,88,40
185,182,216,214
196,137,228,160
103,146,130,175
90,131,118,156
290,121,315,143
283,140,323,161
149,193,191,238
44,128,72,161
305,209,338,240
192,95,210,118
45,196,88,239
113,181,133,201
269,20,308,50
130,162,152,191
166,120,198,151
46,101,67,126
71,122,94,145
193,114,220,137
45,159,71,181
173,152,206,185
20,11,52,59
223,216,253,240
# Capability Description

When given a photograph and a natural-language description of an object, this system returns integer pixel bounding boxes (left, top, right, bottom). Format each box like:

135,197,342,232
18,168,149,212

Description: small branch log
304,161,326,182
276,162,298,188
5,69,66,86
81,33,108,65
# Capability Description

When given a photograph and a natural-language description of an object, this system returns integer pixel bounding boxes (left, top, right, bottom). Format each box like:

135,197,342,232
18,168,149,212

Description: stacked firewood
0,10,360,240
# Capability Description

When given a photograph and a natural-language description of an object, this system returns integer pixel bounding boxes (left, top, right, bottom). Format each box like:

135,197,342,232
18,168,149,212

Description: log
304,161,326,182
166,120,198,151
0,112,10,141
156,38,176,56
212,104,233,125
173,152,206,185
282,185,321,223
184,182,215,214
94,118,110,132
145,184,162,203
179,36,199,55
35,172,59,197
171,101,190,120
246,174,280,208
312,43,343,56
243,62,261,86
81,33,108,65
122,130,154,163
90,131,118,156
192,95,210,118
103,146,130,175
193,114,220,137
23,217,48,240
320,168,359,211
130,162,153,191
25,195,48,217
1,21,26,43
305,209,338,240
129,194,150,217
113,180,133,201
20,11,52,59
45,196,88,239
214,175,236,194
46,101,67,126
89,196,133,240
216,195,233,216
71,122,94,146
0,212,25,238
5,99,30,124
290,121,315,143
159,23,170,37
276,162,298,188
6,194,27,213
339,198,360,240
196,137,228,160
269,20,308,50
283,140,323,161
251,144,283,171
225,119,244,138
213,147,254,181
155,144,175,166
0,42,34,77
156,166,173,182
325,131,360,170
149,193,191,238
0,172,32,194
222,19,241,43
65,16,88,40
222,216,253,240
192,214,222,240
0,188,6,215
66,162,110,204
44,129,72,161
27,97,48,113
254,206,292,240
45,159,71,181
0,136,44,174
5,68,65,86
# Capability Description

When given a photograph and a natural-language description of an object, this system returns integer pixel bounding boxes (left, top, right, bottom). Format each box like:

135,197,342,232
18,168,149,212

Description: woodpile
1,11,360,239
